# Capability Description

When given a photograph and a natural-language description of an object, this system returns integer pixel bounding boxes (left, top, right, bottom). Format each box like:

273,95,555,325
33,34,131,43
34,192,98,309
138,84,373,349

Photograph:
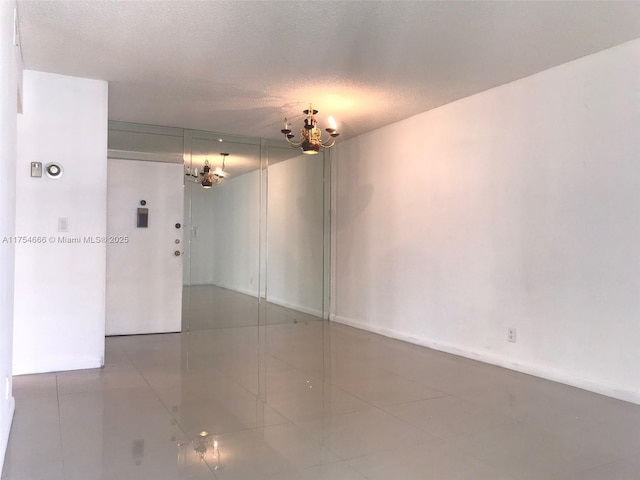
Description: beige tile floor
3,319,640,479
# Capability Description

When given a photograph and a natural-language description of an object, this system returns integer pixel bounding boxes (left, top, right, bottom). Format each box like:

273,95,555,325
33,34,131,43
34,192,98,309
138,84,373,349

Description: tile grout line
55,375,67,480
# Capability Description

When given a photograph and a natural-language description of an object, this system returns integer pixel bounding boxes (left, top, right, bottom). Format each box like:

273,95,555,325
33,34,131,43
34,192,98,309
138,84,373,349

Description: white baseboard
13,356,103,376
186,283,324,319
0,396,15,476
186,282,260,299
331,314,640,405
219,284,259,298
266,297,324,319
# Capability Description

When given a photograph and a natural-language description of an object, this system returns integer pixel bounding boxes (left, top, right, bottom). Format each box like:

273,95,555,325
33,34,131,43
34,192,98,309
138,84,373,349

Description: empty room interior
2,1,640,479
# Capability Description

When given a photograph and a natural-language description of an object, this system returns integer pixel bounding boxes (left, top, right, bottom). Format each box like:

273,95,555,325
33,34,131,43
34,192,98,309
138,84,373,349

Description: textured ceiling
16,0,640,142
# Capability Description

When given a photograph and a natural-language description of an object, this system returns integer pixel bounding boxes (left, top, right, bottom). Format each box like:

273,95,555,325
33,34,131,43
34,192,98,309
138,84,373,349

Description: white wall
0,1,18,472
333,39,640,404
267,154,325,316
14,71,108,374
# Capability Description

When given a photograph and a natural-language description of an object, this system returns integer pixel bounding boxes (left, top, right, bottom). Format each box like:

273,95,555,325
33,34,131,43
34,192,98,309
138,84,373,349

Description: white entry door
106,159,184,335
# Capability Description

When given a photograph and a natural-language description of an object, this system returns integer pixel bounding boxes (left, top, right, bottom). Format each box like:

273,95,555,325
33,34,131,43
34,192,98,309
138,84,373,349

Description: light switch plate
31,162,42,177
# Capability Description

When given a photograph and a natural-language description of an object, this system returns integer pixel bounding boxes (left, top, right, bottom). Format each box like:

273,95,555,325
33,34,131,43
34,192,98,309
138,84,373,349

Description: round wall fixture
45,162,64,179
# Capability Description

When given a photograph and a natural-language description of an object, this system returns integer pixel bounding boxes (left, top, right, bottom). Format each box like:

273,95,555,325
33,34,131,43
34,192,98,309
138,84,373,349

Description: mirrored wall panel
183,132,262,331
107,121,330,334
264,145,327,325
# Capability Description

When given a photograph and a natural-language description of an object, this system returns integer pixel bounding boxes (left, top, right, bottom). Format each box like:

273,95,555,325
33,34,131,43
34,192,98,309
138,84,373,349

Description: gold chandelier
280,104,339,154
185,153,228,188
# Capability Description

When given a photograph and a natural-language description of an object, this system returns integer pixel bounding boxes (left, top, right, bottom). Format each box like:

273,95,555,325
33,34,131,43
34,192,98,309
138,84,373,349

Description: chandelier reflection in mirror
280,104,339,154
192,431,222,470
185,153,228,188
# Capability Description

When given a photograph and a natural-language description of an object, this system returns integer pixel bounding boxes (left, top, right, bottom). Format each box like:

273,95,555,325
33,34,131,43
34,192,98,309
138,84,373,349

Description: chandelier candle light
281,104,339,154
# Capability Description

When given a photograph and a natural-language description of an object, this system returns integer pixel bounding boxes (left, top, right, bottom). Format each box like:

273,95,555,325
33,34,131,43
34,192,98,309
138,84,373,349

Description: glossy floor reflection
4,321,640,480
183,285,323,331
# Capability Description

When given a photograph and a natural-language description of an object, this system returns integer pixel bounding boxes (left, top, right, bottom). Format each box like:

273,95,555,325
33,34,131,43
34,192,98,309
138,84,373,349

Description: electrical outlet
508,327,517,343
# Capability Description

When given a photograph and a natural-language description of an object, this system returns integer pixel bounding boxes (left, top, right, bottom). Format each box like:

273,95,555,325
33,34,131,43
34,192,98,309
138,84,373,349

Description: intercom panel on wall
136,207,148,228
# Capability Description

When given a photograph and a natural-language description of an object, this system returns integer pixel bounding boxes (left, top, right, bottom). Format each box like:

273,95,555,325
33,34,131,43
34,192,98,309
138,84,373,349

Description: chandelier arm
321,138,336,148
285,137,303,148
